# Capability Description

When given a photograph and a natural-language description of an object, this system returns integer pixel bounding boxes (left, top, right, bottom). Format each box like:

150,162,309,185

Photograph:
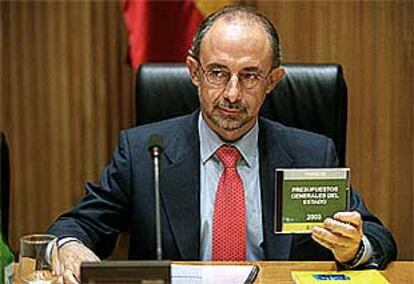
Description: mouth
216,101,247,115
217,106,242,115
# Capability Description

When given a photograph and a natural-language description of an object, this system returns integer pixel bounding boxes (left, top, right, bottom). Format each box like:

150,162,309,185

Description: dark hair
188,5,282,67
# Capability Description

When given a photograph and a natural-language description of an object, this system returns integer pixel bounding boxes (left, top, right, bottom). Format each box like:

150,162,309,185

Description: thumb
63,269,80,284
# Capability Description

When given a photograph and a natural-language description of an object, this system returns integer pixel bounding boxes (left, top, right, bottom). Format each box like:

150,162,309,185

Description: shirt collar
198,113,258,167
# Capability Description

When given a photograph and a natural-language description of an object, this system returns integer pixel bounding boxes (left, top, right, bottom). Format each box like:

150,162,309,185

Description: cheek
245,92,266,112
199,84,223,106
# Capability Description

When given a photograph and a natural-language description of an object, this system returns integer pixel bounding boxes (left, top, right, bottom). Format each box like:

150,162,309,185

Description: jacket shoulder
121,113,195,144
260,117,337,165
261,117,331,143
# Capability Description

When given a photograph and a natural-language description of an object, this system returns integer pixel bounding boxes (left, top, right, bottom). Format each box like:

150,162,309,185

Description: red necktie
212,145,246,261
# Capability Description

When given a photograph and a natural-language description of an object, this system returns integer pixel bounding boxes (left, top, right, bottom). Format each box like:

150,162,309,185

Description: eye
239,72,259,82
208,69,230,82
211,69,227,78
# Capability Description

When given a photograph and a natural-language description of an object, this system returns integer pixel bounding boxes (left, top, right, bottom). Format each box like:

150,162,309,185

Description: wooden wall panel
1,1,413,261
257,1,413,260
0,1,134,250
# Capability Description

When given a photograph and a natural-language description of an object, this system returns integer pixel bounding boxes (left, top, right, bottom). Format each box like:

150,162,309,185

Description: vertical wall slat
0,1,133,250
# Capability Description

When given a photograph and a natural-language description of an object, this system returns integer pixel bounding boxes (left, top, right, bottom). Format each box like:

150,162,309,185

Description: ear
186,56,201,87
265,67,285,94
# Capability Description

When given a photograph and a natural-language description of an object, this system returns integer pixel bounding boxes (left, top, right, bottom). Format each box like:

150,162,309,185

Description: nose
224,74,242,103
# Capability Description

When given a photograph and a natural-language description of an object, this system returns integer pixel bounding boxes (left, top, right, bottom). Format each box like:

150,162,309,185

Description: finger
312,226,349,248
85,251,101,262
50,241,62,276
55,276,64,284
73,252,100,277
60,261,65,279
62,258,81,280
59,255,77,276
63,269,80,284
333,211,362,228
73,263,81,282
312,231,336,250
324,217,361,240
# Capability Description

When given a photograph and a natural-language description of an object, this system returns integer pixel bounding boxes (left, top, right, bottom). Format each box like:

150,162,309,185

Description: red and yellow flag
121,0,236,70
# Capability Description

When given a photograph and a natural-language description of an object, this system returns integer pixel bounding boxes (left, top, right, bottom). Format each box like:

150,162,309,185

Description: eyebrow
205,63,262,73
240,67,261,73
205,63,229,70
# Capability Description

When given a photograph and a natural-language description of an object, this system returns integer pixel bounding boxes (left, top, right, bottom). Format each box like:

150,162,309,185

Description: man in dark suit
48,6,397,284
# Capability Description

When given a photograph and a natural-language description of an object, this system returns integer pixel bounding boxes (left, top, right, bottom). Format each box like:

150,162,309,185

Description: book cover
275,168,350,233
291,270,390,284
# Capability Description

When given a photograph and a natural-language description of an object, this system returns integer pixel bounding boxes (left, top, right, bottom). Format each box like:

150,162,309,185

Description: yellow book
291,270,390,284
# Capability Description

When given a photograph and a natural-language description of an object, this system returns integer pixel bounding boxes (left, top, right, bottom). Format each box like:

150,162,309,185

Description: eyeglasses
196,60,273,90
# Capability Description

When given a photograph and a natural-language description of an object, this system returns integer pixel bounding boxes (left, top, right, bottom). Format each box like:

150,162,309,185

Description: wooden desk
247,261,412,283
14,261,413,283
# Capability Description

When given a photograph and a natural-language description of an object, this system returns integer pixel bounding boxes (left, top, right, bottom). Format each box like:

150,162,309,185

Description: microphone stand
151,145,163,261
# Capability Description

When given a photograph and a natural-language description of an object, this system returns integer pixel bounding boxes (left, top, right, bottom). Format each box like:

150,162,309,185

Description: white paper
171,264,256,284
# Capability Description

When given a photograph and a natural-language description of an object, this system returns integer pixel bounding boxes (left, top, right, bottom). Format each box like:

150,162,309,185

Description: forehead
200,19,273,70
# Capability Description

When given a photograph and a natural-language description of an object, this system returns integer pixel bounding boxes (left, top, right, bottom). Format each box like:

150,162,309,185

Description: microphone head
148,134,164,152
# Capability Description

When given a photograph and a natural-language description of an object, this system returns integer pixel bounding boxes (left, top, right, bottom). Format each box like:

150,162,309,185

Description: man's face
187,19,284,141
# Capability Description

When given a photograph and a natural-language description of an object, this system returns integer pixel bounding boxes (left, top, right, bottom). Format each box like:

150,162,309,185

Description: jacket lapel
259,118,294,260
160,112,200,260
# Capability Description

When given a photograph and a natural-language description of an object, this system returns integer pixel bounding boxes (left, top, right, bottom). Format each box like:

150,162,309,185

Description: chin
214,116,253,132
204,107,253,132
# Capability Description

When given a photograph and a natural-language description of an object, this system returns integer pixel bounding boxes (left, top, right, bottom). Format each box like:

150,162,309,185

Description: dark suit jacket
48,111,397,268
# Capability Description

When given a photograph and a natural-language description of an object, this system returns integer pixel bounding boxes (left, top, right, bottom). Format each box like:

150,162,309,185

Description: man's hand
51,241,100,284
311,211,364,263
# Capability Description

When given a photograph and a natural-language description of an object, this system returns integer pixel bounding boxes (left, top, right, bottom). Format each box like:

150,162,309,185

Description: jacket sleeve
325,138,397,269
47,130,132,259
348,189,397,269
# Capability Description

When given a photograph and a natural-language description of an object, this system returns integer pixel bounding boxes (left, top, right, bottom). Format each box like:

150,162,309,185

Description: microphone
148,134,164,261
148,134,164,159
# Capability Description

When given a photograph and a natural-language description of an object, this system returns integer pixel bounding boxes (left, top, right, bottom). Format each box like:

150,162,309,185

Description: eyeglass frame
193,57,275,90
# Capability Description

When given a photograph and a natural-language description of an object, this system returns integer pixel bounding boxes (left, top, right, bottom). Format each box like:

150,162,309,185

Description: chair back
135,63,347,166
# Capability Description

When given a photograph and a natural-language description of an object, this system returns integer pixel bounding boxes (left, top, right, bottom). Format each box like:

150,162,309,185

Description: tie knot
216,145,240,168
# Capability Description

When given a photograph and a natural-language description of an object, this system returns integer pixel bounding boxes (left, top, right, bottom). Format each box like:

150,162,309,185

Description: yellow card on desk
291,270,389,284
